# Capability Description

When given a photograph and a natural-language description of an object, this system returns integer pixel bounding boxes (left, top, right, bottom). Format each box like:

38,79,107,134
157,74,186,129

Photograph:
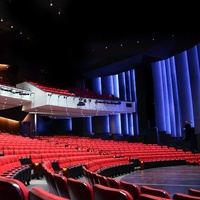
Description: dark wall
92,116,110,134
135,65,155,132
0,106,28,121
37,116,72,136
72,117,92,137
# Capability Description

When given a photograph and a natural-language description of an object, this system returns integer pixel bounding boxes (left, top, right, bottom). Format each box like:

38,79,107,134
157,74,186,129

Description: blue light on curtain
125,71,132,101
175,51,194,127
151,42,200,138
151,61,166,132
187,45,200,134
101,75,113,95
130,69,136,102
169,57,182,137
118,72,127,101
109,114,122,134
130,69,138,134
128,113,134,135
92,77,102,95
112,74,119,98
91,69,137,137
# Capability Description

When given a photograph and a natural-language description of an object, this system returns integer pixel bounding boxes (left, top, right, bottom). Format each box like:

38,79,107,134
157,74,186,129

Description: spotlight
77,98,85,106
77,101,85,106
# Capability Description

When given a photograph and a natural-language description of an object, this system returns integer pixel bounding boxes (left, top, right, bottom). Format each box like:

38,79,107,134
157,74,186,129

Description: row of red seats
0,155,31,185
1,132,200,167
29,81,120,100
28,81,75,97
1,173,200,200
0,176,69,200
42,162,200,200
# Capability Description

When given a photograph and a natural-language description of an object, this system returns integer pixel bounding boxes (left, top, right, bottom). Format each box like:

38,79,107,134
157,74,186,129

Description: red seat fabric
107,177,121,189
139,193,171,200
120,180,141,200
93,183,133,200
96,174,109,186
67,177,94,200
173,192,200,200
28,187,70,200
140,185,171,199
188,188,200,197
0,175,29,200
53,173,70,199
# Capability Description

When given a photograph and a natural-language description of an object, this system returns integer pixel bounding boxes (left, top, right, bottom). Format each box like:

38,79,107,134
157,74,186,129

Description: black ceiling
0,0,200,87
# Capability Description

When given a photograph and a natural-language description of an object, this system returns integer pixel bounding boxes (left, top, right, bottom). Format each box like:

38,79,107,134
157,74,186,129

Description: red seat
28,187,70,200
120,180,141,200
47,171,59,195
107,177,121,189
173,192,200,200
90,171,99,185
67,177,94,200
96,174,109,186
93,183,133,200
139,193,171,200
140,185,171,199
188,188,200,197
53,173,70,199
0,176,29,200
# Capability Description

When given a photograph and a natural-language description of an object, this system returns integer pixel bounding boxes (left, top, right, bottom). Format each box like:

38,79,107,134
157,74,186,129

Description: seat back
67,177,94,200
188,188,200,197
82,165,90,182
93,183,133,200
139,193,171,200
28,187,70,200
140,185,170,199
173,192,200,200
53,173,70,199
96,174,109,186
120,180,141,200
107,177,121,188
48,172,59,195
0,176,29,200
91,171,99,185
82,166,94,186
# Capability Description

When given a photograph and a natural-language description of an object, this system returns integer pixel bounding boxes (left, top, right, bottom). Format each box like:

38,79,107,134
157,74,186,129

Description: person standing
184,120,193,142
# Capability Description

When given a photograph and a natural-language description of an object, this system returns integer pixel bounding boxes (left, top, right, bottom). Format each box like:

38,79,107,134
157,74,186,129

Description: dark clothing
185,122,192,142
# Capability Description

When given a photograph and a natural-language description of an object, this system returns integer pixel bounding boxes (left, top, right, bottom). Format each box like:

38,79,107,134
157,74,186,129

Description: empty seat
47,172,59,195
53,173,70,199
140,185,171,199
28,187,70,200
67,177,94,200
93,183,133,200
96,174,109,186
188,188,200,197
107,177,121,188
173,192,200,199
139,193,171,200
0,175,29,200
120,180,141,200
90,171,99,185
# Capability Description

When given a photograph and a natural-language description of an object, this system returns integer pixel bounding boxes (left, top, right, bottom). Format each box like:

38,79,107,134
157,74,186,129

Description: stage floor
120,164,200,198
